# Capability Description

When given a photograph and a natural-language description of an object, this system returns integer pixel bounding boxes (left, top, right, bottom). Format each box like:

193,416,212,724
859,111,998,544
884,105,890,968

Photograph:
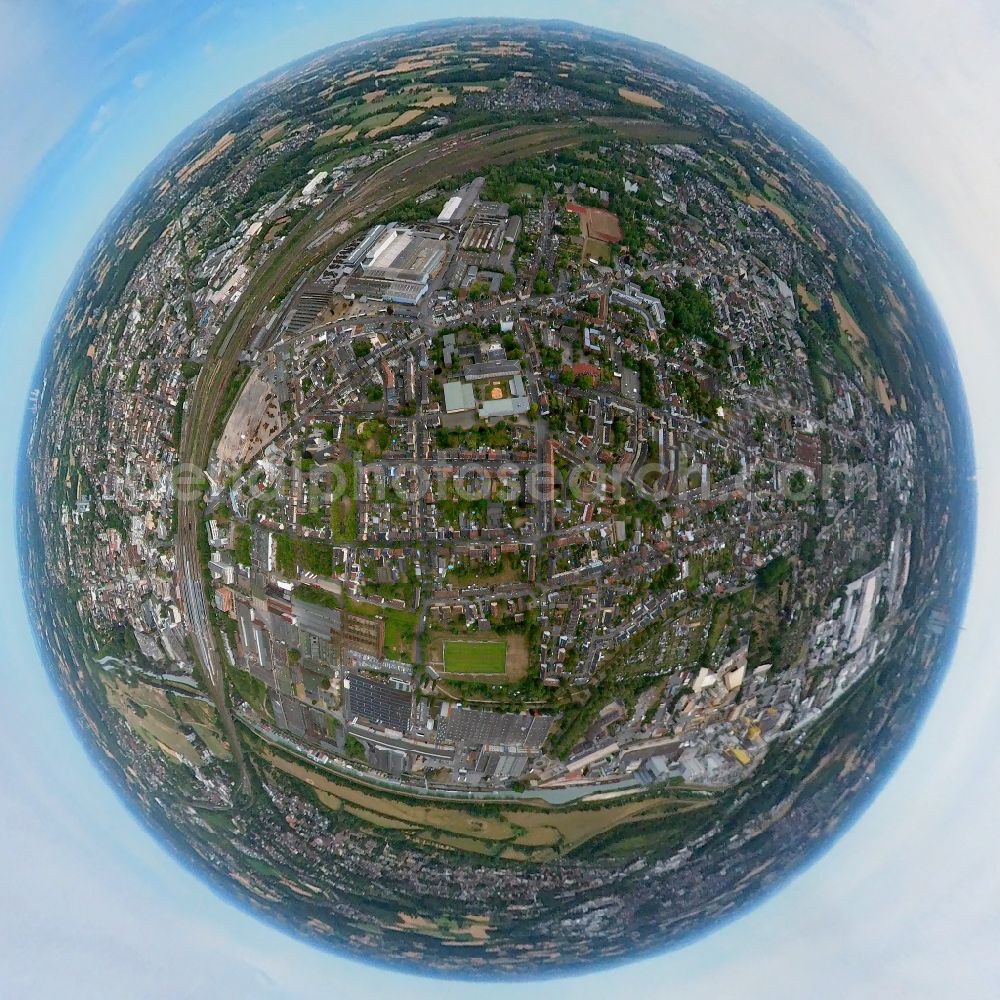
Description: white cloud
88,100,116,133
100,28,161,70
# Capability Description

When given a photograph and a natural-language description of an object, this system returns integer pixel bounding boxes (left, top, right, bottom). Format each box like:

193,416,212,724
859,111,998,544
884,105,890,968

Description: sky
1,1,999,997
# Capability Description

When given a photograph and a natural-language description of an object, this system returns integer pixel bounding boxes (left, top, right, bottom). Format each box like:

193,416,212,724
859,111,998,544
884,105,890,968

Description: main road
175,120,587,792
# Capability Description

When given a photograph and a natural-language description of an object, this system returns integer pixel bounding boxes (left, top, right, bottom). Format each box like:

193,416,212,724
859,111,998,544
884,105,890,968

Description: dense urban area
21,21,974,974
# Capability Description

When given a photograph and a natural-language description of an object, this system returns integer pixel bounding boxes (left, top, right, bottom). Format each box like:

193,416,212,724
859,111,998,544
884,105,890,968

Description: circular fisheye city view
20,19,974,976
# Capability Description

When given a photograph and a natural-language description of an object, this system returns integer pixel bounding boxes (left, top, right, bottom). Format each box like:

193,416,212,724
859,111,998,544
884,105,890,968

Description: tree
788,470,811,500
533,270,554,295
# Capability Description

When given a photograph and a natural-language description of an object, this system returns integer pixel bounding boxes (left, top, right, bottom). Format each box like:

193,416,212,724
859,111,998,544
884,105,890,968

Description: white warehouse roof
437,196,463,223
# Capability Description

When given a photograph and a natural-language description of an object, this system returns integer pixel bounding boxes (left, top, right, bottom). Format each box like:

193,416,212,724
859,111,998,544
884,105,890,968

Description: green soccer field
443,640,507,674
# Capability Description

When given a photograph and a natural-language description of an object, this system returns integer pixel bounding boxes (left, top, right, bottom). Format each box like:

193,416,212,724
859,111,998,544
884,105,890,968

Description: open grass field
583,237,612,264
796,283,821,312
390,912,491,944
102,675,232,764
504,632,530,682
344,94,408,121
259,123,287,144
442,559,522,589
832,291,870,347
346,596,418,660
314,123,351,148
357,111,401,135
428,630,530,688
407,85,456,108
330,495,355,541
831,290,894,412
369,108,425,137
590,117,703,145
444,639,507,674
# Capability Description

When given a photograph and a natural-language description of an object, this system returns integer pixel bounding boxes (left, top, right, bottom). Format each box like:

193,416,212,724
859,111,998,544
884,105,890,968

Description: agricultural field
618,86,664,108
369,108,426,137
101,675,231,765
314,123,351,148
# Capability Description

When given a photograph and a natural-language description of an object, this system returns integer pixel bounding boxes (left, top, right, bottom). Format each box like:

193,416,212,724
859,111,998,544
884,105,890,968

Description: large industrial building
342,223,447,305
